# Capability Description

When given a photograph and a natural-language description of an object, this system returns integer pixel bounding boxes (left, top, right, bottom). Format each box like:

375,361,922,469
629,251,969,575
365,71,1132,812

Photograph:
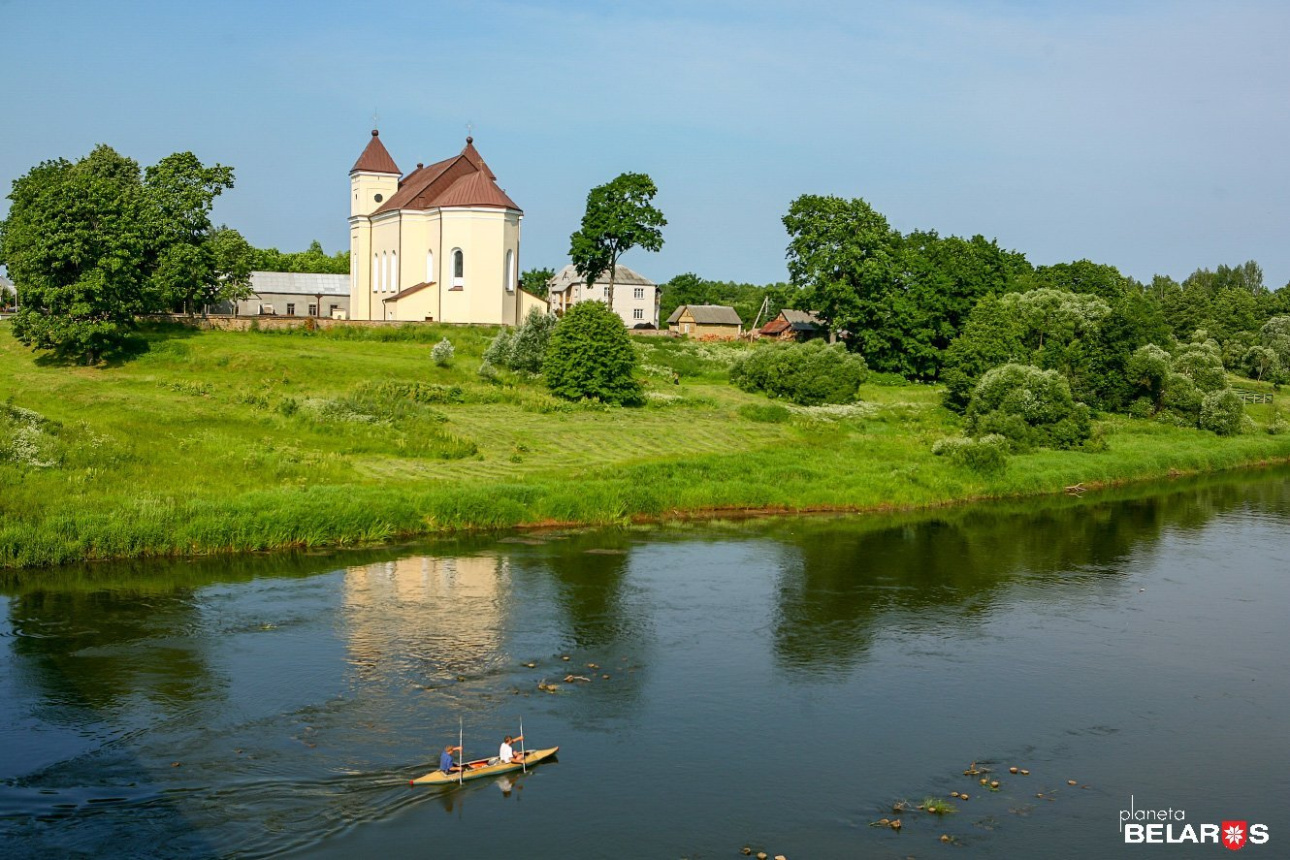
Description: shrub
431,337,455,367
508,308,558,374
1199,388,1244,436
931,434,1009,473
966,363,1092,450
738,402,792,423
483,329,515,367
544,301,644,405
730,340,868,405
1160,372,1202,421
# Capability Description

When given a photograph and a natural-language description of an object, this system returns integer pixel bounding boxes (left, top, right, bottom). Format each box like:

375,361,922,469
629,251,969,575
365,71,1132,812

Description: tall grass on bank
2,321,1290,568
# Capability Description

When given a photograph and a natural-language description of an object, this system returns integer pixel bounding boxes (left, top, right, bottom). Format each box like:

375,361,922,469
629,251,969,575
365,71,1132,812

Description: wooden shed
666,304,743,339
758,308,827,341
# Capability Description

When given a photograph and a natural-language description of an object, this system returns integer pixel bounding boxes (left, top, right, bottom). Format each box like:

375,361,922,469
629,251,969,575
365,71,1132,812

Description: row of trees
0,146,253,361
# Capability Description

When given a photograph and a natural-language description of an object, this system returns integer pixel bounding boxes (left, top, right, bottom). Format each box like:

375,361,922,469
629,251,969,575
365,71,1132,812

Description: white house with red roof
347,130,547,324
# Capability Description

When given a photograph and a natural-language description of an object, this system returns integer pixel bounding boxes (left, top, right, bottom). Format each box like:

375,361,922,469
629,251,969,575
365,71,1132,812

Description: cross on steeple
372,109,379,129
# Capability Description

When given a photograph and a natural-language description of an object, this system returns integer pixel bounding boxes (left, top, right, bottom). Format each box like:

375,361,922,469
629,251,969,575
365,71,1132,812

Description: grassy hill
2,321,1289,569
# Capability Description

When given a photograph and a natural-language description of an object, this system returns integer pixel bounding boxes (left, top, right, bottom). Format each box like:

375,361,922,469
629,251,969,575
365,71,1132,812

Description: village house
219,271,351,318
667,304,742,339
347,130,546,324
546,264,659,328
757,308,827,341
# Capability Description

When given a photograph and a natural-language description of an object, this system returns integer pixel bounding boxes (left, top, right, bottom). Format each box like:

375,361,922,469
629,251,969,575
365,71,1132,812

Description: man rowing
498,734,524,765
439,744,462,774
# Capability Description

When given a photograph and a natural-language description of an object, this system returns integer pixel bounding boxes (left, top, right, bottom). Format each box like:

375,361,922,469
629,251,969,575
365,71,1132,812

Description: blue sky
3,0,1289,287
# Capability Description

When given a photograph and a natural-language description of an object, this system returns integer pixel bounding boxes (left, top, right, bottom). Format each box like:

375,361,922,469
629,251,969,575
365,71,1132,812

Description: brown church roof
350,130,401,175
371,136,520,215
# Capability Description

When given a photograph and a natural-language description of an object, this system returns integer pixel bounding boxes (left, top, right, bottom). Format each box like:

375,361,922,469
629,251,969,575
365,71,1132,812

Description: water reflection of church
343,555,513,679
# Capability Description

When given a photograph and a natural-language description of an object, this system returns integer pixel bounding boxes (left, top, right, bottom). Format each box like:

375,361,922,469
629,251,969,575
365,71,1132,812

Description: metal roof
667,304,742,325
249,271,350,296
547,263,656,293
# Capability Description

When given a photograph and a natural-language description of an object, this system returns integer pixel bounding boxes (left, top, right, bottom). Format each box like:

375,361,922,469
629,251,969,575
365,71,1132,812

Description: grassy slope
2,321,1289,568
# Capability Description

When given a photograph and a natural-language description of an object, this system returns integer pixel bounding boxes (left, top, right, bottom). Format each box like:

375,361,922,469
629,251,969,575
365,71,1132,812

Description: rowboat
410,746,559,786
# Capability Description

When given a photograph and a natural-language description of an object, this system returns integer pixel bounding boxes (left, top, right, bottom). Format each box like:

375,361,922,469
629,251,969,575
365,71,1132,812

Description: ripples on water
2,471,1289,858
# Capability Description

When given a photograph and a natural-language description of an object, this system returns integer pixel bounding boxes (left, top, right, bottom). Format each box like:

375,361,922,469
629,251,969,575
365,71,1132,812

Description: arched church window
372,253,379,292
391,250,398,294
452,249,464,289
505,249,515,292
426,251,434,284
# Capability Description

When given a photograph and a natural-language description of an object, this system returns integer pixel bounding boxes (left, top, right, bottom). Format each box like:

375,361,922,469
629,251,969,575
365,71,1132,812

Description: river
2,471,1288,858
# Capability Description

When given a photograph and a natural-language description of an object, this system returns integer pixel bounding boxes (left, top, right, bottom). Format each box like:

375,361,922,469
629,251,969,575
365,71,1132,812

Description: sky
3,0,1289,288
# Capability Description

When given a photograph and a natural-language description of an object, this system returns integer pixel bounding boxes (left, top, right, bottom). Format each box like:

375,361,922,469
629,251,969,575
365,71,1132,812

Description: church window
426,250,434,283
373,254,379,292
505,249,515,292
374,193,384,203
451,249,464,289
392,251,398,293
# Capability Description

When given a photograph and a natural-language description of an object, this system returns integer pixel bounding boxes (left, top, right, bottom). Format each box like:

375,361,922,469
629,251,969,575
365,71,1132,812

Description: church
347,130,547,324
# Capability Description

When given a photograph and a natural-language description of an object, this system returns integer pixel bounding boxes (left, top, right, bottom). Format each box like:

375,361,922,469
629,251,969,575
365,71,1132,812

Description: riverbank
3,321,1289,569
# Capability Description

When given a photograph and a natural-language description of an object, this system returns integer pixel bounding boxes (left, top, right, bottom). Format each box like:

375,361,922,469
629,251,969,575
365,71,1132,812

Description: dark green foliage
658,272,802,332
544,301,643,405
941,294,1027,411
1126,345,1171,411
783,195,1029,379
1,145,246,362
730,340,868,406
520,267,555,299
965,364,1092,450
569,172,666,307
737,402,792,423
252,240,349,274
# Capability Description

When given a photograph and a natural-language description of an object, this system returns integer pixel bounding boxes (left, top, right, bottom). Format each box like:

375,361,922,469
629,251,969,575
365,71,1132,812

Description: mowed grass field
3,320,1290,568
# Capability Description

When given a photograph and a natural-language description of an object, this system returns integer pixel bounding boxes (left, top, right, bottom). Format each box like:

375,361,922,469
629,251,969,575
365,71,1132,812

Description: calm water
2,472,1289,859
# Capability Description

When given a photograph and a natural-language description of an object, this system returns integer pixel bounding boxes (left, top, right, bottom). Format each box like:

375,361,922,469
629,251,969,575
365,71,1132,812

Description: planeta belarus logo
1223,822,1248,851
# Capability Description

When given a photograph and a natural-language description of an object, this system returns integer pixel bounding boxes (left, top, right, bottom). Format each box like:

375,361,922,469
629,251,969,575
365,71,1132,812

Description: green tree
569,173,666,309
251,241,349,274
520,267,554,299
784,195,895,361
2,147,153,362
544,301,643,405
0,145,244,361
966,363,1092,450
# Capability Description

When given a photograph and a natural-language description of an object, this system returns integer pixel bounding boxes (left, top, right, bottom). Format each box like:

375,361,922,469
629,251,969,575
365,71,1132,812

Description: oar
520,718,527,774
458,717,464,786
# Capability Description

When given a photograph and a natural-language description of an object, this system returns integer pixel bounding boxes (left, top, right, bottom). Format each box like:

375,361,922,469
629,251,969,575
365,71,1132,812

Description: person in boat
498,734,524,765
439,744,462,774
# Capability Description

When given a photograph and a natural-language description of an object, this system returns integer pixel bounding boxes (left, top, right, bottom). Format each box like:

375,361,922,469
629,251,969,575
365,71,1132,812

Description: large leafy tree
0,145,246,361
783,195,894,361
569,173,666,309
544,300,643,405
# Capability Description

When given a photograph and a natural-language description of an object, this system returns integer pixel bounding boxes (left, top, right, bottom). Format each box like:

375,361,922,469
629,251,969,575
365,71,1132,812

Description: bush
483,329,515,367
931,434,1009,473
1160,372,1202,421
431,337,455,367
1199,388,1244,436
738,402,792,423
730,340,868,405
965,363,1092,450
508,308,558,374
544,301,644,405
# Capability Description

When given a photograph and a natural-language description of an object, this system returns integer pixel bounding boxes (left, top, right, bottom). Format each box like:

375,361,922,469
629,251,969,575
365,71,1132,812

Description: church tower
349,130,401,319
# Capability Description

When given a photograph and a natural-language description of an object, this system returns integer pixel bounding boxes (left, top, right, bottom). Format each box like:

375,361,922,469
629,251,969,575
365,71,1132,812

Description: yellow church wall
438,209,516,325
